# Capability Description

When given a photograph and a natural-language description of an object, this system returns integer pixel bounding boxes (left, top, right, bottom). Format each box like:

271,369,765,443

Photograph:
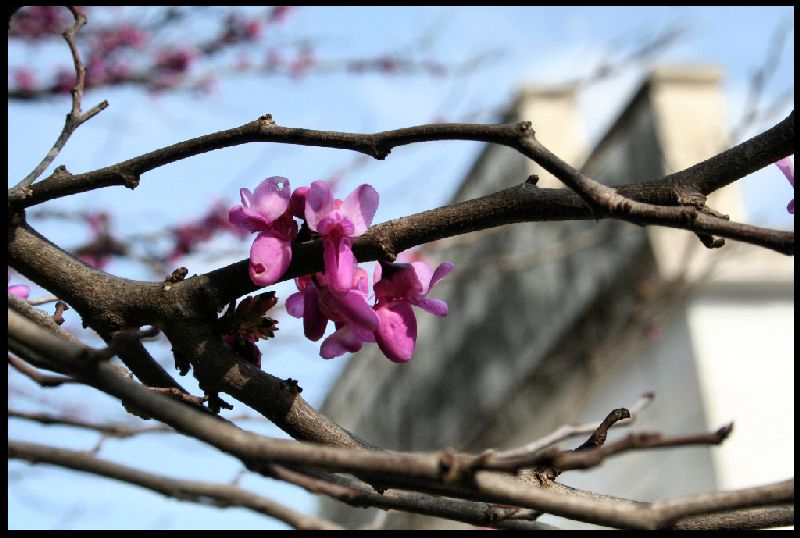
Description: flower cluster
8,6,71,40
10,7,299,97
229,177,453,363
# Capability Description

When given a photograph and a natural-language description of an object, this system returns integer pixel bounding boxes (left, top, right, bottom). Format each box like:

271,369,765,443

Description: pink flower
289,186,309,219
303,181,378,293
52,69,77,93
265,49,283,71
289,48,316,79
286,268,378,360
156,46,197,74
9,6,70,39
775,157,794,214
8,269,30,299
229,177,298,286
372,258,454,363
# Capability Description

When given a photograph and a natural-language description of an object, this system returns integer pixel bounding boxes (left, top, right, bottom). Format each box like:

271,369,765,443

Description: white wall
688,295,795,490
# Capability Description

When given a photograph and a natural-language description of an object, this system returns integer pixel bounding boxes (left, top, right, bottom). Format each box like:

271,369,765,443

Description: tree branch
12,113,793,239
8,439,343,531
8,6,108,199
7,356,78,387
8,408,170,437
667,505,794,530
8,309,794,529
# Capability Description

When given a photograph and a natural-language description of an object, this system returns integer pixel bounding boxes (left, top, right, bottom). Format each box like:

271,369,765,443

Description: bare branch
667,505,794,530
267,466,554,530
10,113,793,257
473,472,793,530
535,423,734,472
8,6,108,197
483,392,654,466
26,294,60,306
8,439,344,530
7,355,78,387
8,309,793,529
8,409,170,437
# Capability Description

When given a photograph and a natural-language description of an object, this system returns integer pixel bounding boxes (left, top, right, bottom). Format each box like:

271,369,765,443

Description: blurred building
319,67,795,529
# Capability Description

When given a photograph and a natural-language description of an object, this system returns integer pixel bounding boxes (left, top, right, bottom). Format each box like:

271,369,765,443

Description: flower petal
252,176,291,222
285,292,304,317
305,180,334,232
323,290,378,331
249,231,292,286
776,157,794,187
373,262,422,300
414,297,448,317
410,261,433,294
289,185,309,219
375,302,417,363
303,284,328,341
8,284,30,299
320,323,369,359
229,205,270,232
323,235,357,293
341,184,379,236
428,261,454,291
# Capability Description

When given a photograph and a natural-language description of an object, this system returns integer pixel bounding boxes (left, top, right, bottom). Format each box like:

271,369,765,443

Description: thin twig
7,356,78,387
534,423,734,472
8,439,344,530
8,408,171,437
9,6,108,197
26,295,60,306
486,392,654,464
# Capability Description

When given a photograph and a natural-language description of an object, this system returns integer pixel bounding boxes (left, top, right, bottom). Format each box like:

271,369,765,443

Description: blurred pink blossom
8,269,30,299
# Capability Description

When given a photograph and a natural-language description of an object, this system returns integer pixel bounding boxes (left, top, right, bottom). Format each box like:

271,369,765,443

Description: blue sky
8,6,794,530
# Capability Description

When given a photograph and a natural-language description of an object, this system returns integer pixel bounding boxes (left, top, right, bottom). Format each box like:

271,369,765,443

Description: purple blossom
229,177,298,286
156,46,197,74
289,48,316,79
221,14,262,43
775,157,794,214
13,68,36,92
303,181,378,293
372,258,453,363
286,268,378,360
9,6,70,39
8,269,30,299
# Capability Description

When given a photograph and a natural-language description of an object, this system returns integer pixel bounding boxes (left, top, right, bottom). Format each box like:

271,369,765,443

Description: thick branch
12,113,793,214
